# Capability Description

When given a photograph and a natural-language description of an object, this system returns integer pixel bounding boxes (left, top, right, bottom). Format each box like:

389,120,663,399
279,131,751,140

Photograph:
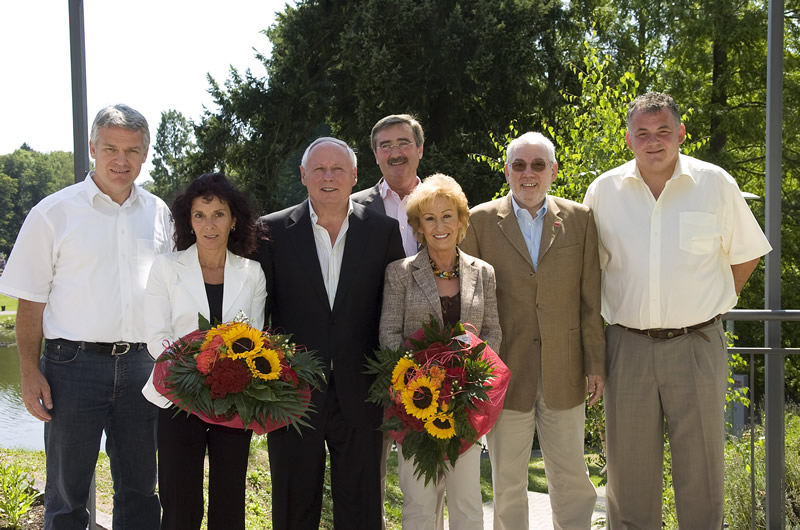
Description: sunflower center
232,338,255,354
433,417,452,429
412,387,434,409
254,356,274,373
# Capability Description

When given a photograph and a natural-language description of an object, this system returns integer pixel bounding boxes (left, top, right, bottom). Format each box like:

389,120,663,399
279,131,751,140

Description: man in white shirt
584,92,772,529
257,137,404,529
0,104,172,529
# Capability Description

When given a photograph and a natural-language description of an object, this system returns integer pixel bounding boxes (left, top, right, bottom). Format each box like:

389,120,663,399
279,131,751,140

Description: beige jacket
379,247,501,353
459,194,605,411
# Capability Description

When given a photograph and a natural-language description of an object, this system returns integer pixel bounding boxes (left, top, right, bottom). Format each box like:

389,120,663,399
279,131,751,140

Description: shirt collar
308,197,355,225
510,193,548,220
625,153,696,185
379,177,421,200
83,170,142,206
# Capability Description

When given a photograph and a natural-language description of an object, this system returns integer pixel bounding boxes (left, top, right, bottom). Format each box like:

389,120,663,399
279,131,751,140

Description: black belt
619,315,721,340
49,338,145,355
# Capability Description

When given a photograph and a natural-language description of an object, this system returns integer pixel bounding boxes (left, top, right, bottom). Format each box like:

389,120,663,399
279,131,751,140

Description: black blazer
255,200,404,428
350,181,385,214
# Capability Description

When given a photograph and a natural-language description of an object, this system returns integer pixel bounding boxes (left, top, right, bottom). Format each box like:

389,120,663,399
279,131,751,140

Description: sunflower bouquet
365,317,510,485
153,313,325,434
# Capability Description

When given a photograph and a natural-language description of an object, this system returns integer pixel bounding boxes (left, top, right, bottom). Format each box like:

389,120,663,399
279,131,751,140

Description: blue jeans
41,340,161,530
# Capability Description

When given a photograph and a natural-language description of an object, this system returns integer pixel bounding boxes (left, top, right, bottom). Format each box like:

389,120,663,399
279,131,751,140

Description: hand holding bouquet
365,317,510,484
153,313,325,434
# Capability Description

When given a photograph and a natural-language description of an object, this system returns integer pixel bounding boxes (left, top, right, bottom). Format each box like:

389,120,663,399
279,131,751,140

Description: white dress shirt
0,174,173,342
309,198,354,309
584,154,772,329
380,177,420,257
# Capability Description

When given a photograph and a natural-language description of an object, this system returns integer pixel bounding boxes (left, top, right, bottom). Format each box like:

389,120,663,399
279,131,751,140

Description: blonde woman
379,174,501,529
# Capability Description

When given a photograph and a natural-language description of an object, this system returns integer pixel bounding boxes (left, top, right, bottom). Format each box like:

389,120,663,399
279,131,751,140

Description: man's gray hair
506,132,557,165
301,137,358,169
90,104,150,148
626,92,681,128
370,114,424,152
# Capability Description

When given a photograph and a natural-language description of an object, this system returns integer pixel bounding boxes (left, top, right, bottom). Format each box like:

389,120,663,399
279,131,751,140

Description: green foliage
0,462,41,528
151,109,195,204
0,148,74,256
543,40,638,201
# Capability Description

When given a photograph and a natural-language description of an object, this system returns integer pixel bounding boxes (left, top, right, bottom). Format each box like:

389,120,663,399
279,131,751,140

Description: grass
0,295,17,312
0,441,604,529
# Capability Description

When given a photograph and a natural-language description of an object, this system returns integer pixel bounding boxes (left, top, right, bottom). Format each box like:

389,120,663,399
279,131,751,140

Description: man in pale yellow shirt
584,92,772,529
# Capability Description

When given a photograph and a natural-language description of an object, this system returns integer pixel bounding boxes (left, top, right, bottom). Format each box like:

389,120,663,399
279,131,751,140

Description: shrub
0,462,40,529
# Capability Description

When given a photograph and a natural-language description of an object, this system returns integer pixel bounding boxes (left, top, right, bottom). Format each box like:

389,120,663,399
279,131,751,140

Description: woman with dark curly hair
141,173,267,530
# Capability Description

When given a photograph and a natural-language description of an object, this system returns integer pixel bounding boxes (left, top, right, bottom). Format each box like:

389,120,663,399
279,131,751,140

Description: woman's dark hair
171,173,263,256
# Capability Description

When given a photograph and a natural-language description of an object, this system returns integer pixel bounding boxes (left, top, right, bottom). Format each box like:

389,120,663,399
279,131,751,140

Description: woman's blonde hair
406,173,470,245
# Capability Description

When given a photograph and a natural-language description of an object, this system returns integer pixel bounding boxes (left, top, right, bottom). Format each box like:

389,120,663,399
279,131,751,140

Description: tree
0,173,18,253
191,0,594,210
151,110,195,204
0,148,73,255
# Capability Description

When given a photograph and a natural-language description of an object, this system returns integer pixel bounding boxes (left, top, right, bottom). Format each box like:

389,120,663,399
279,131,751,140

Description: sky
0,0,293,182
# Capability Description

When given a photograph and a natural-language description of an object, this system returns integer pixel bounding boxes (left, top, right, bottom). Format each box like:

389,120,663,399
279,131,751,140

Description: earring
191,229,195,234
231,226,236,232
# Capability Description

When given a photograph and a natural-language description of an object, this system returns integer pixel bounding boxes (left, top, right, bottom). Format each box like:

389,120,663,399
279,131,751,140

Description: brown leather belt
620,315,721,340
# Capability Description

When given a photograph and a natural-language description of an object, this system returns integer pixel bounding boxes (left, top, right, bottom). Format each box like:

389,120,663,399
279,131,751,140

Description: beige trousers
397,443,483,529
487,380,596,530
604,322,727,529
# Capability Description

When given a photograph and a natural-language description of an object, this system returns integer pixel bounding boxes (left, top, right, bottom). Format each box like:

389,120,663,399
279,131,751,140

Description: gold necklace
430,254,459,280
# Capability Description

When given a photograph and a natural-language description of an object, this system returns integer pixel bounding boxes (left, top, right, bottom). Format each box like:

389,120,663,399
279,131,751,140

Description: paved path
444,486,607,529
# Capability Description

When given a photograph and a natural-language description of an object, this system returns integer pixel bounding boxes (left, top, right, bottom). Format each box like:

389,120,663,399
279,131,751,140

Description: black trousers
157,407,253,530
267,374,383,530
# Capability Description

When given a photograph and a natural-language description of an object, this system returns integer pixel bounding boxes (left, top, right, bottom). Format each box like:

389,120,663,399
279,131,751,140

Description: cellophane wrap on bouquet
153,313,325,435
365,317,510,485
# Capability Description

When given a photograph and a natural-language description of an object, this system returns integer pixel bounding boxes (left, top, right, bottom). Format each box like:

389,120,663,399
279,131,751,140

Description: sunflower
402,376,440,420
246,348,282,381
200,323,233,351
425,412,457,439
391,358,420,392
221,323,265,360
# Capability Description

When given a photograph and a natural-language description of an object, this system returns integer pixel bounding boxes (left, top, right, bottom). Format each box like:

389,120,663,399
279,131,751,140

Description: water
0,340,45,450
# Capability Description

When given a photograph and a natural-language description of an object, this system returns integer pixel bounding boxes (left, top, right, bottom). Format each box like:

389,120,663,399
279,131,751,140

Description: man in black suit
257,137,404,529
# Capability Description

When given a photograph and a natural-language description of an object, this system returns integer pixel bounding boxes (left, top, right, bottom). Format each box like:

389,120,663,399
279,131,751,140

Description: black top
440,292,461,329
205,283,224,325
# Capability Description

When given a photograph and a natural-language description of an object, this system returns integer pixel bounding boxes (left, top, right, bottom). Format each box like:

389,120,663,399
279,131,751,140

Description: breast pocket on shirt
679,212,720,256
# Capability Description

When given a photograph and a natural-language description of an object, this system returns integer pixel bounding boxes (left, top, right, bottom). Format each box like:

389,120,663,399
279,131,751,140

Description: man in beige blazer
460,131,605,530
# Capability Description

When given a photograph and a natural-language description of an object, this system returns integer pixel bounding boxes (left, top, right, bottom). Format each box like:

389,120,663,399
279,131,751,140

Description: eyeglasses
379,141,414,152
510,159,549,173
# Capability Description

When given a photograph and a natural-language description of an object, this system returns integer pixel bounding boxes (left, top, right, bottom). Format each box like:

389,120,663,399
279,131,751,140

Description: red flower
280,364,299,386
414,342,451,365
205,358,251,398
392,403,424,432
446,365,466,386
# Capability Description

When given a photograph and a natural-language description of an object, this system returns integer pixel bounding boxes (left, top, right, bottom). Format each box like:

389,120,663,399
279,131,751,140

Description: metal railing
723,309,800,530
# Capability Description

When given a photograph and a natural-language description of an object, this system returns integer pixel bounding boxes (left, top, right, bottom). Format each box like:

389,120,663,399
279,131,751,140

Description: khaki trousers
604,322,727,529
487,379,596,530
380,432,446,530
397,443,483,529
